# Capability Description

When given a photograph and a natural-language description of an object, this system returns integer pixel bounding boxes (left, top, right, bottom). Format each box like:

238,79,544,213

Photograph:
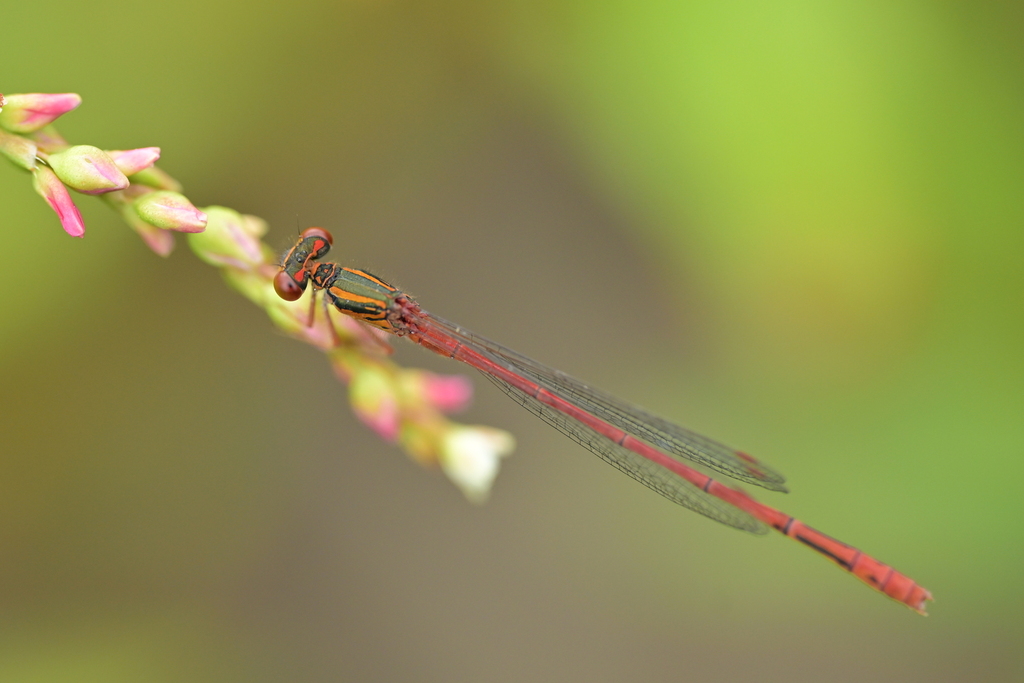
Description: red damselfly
274,227,932,614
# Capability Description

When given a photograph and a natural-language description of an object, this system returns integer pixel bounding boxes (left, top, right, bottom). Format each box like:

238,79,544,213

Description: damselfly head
274,227,336,301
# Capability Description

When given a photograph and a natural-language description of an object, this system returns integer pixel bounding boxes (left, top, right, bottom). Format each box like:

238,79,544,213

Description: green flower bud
240,213,268,237
134,190,207,232
187,206,273,269
47,145,129,194
0,128,37,170
350,363,401,441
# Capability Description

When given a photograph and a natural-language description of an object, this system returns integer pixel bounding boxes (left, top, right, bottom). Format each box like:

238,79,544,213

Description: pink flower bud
134,190,208,233
418,372,473,413
132,219,176,256
0,93,81,133
0,128,37,170
106,147,161,175
47,145,129,195
32,165,85,237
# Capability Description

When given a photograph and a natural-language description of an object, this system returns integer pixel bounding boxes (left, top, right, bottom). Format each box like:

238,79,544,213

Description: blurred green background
3,2,1022,681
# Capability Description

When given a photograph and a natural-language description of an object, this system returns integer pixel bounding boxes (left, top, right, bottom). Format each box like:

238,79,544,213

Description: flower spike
4,89,516,513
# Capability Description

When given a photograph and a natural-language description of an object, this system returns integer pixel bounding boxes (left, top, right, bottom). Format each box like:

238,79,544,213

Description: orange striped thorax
310,262,404,333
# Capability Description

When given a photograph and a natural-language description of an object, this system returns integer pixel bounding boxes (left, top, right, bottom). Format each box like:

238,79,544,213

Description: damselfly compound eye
301,227,333,244
273,270,306,301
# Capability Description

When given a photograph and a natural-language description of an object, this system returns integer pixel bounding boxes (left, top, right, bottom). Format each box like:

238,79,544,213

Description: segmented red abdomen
401,302,932,614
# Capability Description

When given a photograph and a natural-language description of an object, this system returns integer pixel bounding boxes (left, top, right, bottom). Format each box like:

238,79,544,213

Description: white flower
440,426,515,503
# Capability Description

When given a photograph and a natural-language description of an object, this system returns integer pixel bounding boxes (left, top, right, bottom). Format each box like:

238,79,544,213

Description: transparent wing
422,313,786,492
483,371,766,533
